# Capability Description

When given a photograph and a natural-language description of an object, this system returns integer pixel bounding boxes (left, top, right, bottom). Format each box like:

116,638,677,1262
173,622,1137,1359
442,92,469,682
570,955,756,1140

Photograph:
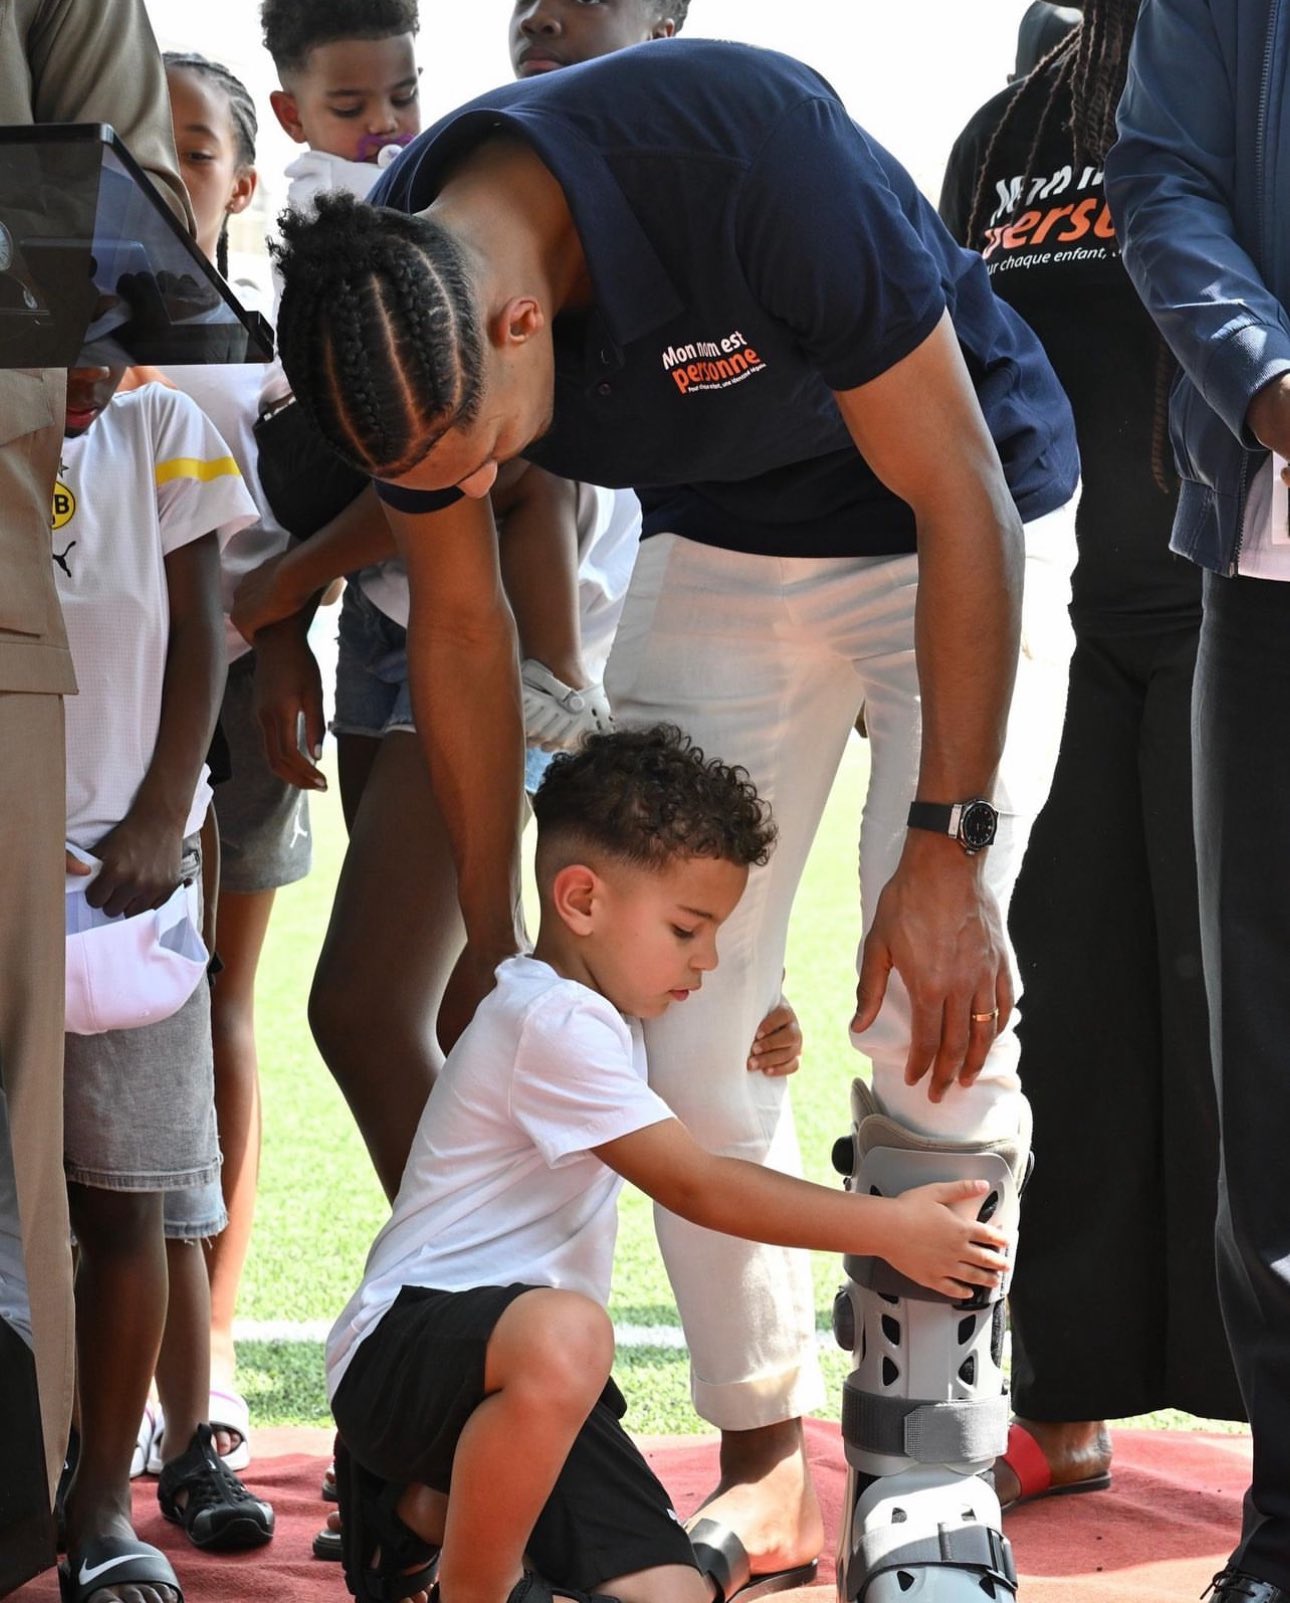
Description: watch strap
907,801,958,837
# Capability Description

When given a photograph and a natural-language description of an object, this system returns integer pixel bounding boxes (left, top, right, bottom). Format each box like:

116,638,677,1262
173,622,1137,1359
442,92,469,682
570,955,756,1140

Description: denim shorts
332,583,414,739
334,583,557,793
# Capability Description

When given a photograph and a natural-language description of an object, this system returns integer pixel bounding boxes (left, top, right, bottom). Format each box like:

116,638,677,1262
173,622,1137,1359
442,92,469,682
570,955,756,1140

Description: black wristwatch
907,798,999,855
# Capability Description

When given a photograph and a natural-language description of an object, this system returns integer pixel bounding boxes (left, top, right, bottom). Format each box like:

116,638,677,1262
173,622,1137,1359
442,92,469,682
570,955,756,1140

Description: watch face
959,800,998,852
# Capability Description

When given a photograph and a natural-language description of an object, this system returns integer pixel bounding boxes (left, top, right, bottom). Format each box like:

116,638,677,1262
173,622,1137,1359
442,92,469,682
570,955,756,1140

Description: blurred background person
940,0,1243,1509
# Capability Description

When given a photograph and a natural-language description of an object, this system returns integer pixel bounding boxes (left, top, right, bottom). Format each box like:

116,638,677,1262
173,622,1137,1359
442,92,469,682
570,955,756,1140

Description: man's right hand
1247,373,1290,477
252,617,327,791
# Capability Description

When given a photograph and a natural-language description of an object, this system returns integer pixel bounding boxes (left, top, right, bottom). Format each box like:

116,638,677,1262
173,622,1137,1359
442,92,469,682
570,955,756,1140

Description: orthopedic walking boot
831,1080,1030,1603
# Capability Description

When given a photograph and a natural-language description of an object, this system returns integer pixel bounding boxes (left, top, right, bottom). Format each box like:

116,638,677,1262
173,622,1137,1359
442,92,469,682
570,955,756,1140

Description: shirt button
596,381,612,397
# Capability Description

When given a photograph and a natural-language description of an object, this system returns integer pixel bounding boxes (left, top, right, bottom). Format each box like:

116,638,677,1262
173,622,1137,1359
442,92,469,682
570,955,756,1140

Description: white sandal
130,1399,162,1479
145,1388,252,1475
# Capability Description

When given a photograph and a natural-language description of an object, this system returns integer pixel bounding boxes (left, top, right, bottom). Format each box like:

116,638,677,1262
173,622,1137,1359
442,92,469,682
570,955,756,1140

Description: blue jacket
1106,0,1290,574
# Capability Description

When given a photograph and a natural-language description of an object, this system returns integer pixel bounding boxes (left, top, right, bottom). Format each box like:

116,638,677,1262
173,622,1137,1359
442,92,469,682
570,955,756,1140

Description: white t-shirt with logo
326,955,672,1399
53,384,258,850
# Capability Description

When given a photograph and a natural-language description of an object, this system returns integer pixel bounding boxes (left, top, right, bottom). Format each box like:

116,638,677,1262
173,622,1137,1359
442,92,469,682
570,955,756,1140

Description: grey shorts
216,653,313,895
63,837,221,1196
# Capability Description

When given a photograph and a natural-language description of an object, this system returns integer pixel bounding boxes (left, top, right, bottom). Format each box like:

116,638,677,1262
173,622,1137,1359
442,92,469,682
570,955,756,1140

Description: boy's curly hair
534,726,775,872
262,0,419,73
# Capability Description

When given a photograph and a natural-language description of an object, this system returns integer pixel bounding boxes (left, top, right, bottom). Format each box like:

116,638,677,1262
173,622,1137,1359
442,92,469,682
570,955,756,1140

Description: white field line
233,1318,847,1352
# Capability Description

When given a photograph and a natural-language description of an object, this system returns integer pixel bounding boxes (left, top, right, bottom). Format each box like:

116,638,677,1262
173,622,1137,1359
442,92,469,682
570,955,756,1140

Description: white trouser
604,504,1076,1430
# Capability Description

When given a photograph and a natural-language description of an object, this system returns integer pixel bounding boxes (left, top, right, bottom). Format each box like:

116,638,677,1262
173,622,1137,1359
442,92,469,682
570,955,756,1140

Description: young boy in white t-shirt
327,726,1011,1603
53,366,275,1603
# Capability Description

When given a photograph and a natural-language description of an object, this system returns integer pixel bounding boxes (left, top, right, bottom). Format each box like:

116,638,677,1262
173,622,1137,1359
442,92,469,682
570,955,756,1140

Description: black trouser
1194,572,1290,1590
1008,614,1242,1423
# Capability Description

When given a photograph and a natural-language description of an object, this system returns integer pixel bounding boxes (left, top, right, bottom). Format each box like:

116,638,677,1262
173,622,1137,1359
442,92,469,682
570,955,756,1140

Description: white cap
65,852,208,1035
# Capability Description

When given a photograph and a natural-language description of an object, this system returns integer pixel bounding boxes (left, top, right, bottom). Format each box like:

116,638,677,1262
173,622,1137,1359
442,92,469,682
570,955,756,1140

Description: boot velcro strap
846,1522,1017,1601
842,1382,1008,1462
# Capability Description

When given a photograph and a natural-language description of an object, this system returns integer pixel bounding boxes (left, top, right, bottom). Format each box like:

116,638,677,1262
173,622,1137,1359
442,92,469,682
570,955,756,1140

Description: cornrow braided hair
271,190,485,480
963,0,1176,494
164,52,258,279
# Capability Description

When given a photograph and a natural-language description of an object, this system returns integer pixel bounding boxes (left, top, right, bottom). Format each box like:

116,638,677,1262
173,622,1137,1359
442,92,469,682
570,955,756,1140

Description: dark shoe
688,1517,820,1601
59,1536,181,1603
313,1520,343,1562
157,1424,274,1551
335,1436,438,1603
427,1581,623,1602
1204,1573,1290,1603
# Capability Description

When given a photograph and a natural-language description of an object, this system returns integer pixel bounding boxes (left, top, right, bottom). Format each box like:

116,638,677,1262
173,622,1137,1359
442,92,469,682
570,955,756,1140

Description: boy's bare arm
88,532,225,918
594,1116,1010,1301
231,483,396,642
493,461,585,688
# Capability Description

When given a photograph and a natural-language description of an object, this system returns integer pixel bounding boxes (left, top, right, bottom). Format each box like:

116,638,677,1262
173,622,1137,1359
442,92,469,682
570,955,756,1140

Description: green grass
238,736,1247,1439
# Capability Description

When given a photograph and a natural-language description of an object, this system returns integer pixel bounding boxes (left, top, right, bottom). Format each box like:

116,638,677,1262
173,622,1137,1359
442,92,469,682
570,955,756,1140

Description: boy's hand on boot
884,1178,1011,1299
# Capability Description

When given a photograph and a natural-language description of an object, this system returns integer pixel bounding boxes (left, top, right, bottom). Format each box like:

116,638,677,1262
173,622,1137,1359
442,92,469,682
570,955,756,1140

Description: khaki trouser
0,692,73,1498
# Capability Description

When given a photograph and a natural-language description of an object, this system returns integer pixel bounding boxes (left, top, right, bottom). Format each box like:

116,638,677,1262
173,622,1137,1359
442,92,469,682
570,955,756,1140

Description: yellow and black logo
51,478,76,531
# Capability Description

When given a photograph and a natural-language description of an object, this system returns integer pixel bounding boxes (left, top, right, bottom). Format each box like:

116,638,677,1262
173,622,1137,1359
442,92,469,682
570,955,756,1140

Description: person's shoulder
126,379,208,440
571,39,842,125
954,77,1029,153
287,148,381,206
494,957,629,1050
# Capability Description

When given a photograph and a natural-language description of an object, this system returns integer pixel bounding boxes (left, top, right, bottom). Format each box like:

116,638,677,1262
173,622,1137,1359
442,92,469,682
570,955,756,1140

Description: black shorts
332,1284,697,1592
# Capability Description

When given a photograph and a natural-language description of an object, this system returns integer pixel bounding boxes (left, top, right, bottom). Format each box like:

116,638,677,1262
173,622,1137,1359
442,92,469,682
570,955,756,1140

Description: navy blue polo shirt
371,40,1077,557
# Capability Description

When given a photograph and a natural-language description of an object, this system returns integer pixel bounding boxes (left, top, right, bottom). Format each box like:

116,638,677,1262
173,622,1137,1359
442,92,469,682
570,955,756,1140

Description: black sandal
157,1424,275,1551
427,1581,621,1603
335,1436,440,1603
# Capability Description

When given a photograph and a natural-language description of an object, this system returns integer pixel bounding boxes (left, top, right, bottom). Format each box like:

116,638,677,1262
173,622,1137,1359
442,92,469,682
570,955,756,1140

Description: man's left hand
851,833,1012,1102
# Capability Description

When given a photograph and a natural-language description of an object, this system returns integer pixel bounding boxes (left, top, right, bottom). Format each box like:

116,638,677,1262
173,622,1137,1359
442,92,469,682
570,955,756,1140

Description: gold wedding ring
970,1009,1000,1023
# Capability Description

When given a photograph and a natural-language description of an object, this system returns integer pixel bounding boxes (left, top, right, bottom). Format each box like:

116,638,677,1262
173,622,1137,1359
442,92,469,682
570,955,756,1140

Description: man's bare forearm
912,493,1023,806
392,494,529,960
407,609,526,955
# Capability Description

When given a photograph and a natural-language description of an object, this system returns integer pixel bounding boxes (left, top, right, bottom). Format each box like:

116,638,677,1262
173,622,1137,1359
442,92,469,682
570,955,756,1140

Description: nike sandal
59,1536,181,1603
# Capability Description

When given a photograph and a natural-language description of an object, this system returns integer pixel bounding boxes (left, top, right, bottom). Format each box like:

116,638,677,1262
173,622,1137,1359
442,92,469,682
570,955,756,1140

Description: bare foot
993,1419,1112,1508
690,1419,823,1575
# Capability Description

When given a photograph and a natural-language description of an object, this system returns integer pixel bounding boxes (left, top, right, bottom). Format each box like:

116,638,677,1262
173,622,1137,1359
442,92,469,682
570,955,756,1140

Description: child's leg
64,1182,177,1603
206,886,275,1396
155,1237,211,1456
435,1291,614,1603
310,732,463,1199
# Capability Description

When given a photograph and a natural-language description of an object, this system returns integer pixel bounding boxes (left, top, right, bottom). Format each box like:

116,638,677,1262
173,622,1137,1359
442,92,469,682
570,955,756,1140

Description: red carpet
18,1421,1250,1603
